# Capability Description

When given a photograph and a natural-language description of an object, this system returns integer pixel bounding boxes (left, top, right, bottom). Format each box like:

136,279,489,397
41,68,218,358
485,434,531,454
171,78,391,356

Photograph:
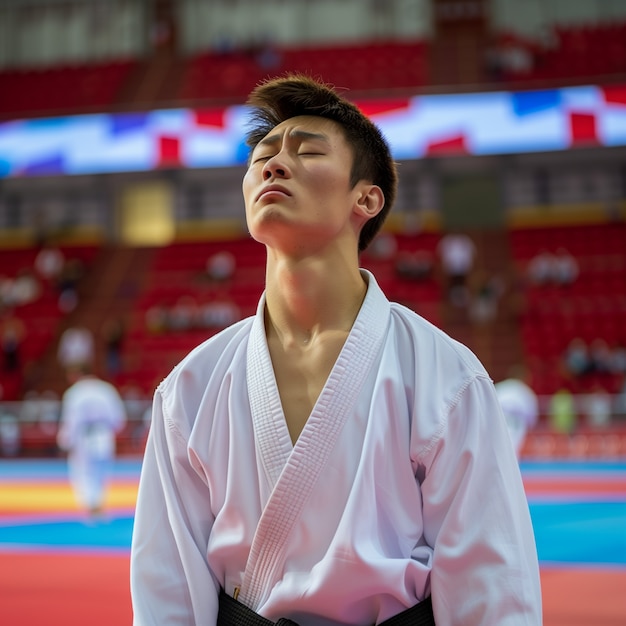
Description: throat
268,329,350,445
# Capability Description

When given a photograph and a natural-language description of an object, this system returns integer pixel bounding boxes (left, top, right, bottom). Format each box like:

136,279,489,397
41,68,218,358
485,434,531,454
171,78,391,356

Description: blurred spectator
169,295,200,331
548,388,577,435
485,35,534,80
0,276,12,308
19,390,42,426
0,270,41,308
38,389,61,438
394,250,433,282
494,365,539,459
121,383,148,423
588,338,613,376
615,377,626,418
206,250,236,283
253,36,282,71
527,249,555,286
0,384,20,457
57,326,95,370
121,383,151,450
437,232,476,307
611,341,626,375
552,248,579,286
0,415,20,456
57,258,85,313
469,271,505,325
562,337,591,378
484,37,505,82
584,384,612,429
10,268,41,306
499,39,534,75
145,302,169,334
1,309,26,372
502,262,528,320
200,294,241,330
35,243,65,283
368,232,398,261
527,248,578,287
102,317,125,377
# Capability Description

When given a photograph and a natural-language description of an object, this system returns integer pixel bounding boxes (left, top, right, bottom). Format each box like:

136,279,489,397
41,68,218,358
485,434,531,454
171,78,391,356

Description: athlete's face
243,116,363,254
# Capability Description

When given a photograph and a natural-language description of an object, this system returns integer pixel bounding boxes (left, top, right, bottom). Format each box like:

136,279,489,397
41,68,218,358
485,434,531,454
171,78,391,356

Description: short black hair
245,73,398,252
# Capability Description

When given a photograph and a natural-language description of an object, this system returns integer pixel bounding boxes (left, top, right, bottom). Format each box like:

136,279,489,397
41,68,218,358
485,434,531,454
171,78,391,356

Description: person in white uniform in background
495,365,540,459
57,362,126,517
131,74,542,625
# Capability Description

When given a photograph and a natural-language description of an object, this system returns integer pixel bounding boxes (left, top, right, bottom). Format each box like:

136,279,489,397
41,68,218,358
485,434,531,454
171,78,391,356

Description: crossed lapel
240,273,390,610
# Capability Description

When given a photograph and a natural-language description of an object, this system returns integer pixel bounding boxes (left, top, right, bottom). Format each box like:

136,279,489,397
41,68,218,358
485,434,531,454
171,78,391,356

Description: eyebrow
257,129,329,148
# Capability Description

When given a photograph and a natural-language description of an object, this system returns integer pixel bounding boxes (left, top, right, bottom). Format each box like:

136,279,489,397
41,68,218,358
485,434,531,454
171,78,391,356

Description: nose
262,153,289,180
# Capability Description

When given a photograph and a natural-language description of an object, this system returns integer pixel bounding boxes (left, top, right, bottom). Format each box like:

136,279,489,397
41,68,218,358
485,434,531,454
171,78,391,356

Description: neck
264,254,366,348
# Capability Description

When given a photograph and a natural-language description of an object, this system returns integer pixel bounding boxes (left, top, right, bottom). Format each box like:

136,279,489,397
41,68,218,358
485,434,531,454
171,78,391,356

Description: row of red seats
510,223,626,259
179,40,429,102
0,59,137,119
3,18,625,120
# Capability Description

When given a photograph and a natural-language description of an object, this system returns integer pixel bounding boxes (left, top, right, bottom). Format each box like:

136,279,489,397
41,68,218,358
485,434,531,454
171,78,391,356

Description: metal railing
1,394,626,460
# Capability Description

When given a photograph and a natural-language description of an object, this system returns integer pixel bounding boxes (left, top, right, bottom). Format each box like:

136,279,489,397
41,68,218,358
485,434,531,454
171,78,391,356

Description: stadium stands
0,59,138,120
491,22,626,84
178,40,430,104
1,18,624,120
0,244,100,401
510,222,626,396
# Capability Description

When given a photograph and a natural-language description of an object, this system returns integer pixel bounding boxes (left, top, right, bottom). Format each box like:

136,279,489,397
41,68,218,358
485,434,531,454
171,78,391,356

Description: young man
130,74,542,625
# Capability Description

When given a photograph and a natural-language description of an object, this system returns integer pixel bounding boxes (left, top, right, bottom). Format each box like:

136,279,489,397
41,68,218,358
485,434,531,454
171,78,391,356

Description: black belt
217,589,435,626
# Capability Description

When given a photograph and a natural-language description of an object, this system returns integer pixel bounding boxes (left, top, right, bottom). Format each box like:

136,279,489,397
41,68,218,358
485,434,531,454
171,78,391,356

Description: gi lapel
240,271,390,610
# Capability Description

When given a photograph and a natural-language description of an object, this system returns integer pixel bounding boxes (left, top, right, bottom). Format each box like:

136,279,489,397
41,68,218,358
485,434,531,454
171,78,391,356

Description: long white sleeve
419,375,542,624
130,389,220,625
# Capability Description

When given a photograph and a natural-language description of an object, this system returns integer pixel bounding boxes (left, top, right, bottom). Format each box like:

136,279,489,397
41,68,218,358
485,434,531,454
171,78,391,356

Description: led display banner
1,84,625,178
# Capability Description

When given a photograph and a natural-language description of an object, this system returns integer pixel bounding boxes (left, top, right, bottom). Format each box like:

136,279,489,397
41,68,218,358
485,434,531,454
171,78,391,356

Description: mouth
256,185,291,202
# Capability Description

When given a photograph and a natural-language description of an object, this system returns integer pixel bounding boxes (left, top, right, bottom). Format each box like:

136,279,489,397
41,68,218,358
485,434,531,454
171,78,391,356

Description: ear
353,184,385,222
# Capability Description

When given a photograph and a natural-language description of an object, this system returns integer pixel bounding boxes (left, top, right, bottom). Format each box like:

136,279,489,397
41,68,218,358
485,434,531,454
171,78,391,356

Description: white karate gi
131,271,542,625
57,377,126,511
494,378,540,459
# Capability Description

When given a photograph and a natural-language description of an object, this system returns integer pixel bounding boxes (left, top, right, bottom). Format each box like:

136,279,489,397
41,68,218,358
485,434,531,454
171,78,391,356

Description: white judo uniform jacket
130,271,542,625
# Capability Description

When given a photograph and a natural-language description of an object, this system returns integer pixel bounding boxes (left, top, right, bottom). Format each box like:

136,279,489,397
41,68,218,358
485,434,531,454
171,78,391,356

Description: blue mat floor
1,459,625,567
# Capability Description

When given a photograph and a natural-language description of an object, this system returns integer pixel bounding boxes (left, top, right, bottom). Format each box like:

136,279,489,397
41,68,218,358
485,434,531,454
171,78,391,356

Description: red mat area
541,567,626,626
0,552,132,625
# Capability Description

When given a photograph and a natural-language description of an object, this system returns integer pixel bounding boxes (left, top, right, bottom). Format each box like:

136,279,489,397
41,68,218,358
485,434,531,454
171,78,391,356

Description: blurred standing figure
57,363,126,517
495,366,539,459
